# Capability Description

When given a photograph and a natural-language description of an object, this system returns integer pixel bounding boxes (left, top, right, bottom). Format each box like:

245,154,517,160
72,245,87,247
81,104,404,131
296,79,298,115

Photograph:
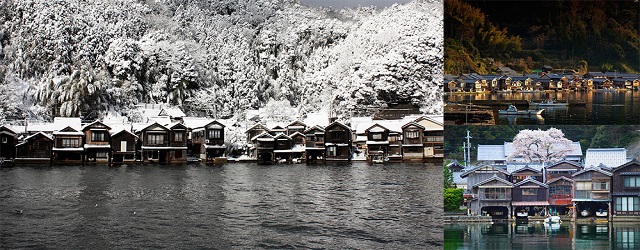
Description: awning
512,201,550,206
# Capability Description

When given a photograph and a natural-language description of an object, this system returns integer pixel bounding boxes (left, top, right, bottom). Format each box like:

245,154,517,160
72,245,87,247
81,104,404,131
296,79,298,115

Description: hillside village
450,136,640,223
0,104,443,166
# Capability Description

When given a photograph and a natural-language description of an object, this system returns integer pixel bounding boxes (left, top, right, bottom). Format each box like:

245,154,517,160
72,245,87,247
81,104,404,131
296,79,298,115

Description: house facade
15,132,53,163
611,161,640,219
110,129,138,164
82,121,111,164
52,126,84,163
324,122,352,161
0,125,17,160
572,167,612,221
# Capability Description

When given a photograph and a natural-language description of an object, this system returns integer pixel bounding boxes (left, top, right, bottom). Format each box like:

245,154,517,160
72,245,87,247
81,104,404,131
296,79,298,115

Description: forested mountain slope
0,0,442,122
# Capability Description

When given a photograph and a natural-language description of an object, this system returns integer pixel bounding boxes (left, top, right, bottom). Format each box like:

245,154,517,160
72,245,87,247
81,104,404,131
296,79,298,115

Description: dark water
0,163,442,249
446,91,640,125
445,222,640,249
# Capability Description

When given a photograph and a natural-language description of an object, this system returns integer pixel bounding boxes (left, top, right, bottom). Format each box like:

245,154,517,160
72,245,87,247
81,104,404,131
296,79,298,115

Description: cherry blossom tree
507,128,574,164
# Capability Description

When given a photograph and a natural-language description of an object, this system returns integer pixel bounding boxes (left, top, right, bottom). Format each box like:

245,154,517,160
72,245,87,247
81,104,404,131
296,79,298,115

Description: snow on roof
147,116,171,125
26,122,56,133
53,117,81,131
354,120,404,134
251,132,274,141
266,121,286,130
182,117,215,129
303,112,329,127
110,129,138,138
159,108,186,118
81,120,111,131
131,123,151,133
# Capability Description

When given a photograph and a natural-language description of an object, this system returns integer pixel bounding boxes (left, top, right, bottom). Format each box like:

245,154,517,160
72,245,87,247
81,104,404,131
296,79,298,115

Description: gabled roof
365,124,389,133
514,178,548,188
460,165,510,178
53,117,81,131
572,166,613,177
53,126,83,135
511,165,542,174
546,176,574,185
289,131,306,138
545,160,582,169
413,116,443,127
167,123,188,130
205,120,225,129
182,117,215,129
401,121,425,130
473,174,514,188
23,131,53,142
158,108,186,118
0,125,17,136
325,121,351,132
82,120,111,131
304,125,325,134
251,131,274,141
246,123,270,133
110,129,138,139
287,120,307,128
274,133,292,140
612,160,640,173
140,122,169,132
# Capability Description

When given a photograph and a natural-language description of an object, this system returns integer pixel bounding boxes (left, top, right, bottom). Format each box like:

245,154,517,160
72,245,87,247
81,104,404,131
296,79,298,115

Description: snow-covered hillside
0,0,442,122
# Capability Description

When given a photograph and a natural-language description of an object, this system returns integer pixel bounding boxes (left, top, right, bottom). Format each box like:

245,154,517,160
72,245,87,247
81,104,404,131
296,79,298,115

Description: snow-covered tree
507,128,574,164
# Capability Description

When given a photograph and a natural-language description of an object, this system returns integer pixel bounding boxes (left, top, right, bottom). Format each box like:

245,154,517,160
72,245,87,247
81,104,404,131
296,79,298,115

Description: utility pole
465,130,472,168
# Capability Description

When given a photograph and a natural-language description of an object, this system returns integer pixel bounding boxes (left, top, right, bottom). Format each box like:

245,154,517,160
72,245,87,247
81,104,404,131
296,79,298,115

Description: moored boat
528,99,568,106
498,105,544,115
544,216,562,224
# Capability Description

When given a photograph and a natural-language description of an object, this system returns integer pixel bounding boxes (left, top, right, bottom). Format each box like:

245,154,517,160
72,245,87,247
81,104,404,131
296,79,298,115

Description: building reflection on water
445,222,640,249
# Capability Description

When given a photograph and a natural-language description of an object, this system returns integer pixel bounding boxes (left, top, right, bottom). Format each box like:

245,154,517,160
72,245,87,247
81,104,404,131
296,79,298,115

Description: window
331,131,343,140
522,188,537,196
593,181,609,191
174,133,183,142
616,197,640,212
61,139,79,148
2,137,7,143
208,130,221,139
372,133,382,140
624,177,640,188
389,136,397,142
576,181,592,190
327,146,336,156
405,131,419,139
147,134,164,145
91,132,107,142
96,152,108,158
484,188,507,200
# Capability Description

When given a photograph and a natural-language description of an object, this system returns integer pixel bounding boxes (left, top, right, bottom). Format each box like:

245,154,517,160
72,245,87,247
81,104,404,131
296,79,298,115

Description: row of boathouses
0,109,443,165
445,68,640,92
453,143,640,222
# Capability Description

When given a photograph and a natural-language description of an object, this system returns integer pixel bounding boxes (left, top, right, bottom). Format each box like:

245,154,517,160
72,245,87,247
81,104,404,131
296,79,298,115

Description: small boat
498,105,544,115
596,209,608,217
516,211,528,217
544,216,562,224
581,209,590,217
372,153,388,164
528,100,568,106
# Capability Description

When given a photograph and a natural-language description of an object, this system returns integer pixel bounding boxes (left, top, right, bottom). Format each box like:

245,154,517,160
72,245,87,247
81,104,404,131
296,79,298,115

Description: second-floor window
405,131,419,139
61,139,79,148
624,176,640,188
593,181,609,191
576,181,592,190
208,130,221,139
372,133,382,140
174,133,183,142
147,134,164,145
616,197,640,212
91,132,107,142
484,188,507,200
331,131,343,140
522,188,537,196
